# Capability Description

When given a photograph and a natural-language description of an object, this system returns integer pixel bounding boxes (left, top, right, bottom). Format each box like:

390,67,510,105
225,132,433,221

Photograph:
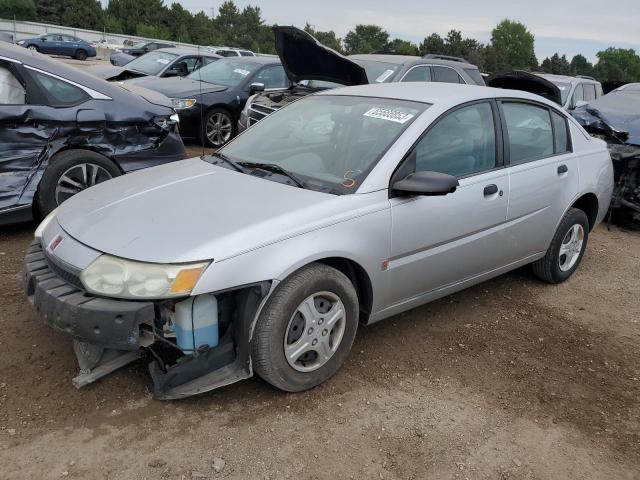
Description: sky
166,0,640,62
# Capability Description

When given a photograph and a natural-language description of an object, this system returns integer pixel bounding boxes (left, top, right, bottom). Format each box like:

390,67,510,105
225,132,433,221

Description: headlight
17,40,25,45
34,209,57,239
80,255,209,299
170,98,196,110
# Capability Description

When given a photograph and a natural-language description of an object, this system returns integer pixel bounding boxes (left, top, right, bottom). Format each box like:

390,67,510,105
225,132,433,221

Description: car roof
157,47,220,57
316,81,564,110
348,54,478,69
536,73,599,85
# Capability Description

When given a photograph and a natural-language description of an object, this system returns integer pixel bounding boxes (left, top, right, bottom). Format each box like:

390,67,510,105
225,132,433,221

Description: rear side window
240,51,253,57
552,111,571,154
30,71,89,107
402,66,431,82
0,65,26,104
411,102,497,177
432,66,464,84
503,103,554,165
463,68,485,86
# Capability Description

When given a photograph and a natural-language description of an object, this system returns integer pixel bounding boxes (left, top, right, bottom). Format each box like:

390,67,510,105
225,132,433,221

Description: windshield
218,95,427,194
550,81,572,104
352,60,401,83
188,59,261,87
125,51,178,75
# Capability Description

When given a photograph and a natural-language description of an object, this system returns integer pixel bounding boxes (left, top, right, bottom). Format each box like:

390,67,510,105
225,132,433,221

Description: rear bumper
23,240,155,350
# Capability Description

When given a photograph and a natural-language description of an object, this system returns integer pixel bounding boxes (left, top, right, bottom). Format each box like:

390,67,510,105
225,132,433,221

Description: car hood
487,71,562,106
116,82,173,109
55,158,367,264
571,92,640,146
274,26,368,86
121,76,227,97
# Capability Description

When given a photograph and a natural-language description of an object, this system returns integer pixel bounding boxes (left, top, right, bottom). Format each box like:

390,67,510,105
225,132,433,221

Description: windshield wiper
239,162,306,188
209,152,246,173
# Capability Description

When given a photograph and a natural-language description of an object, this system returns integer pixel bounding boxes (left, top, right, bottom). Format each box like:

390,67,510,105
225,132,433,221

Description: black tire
75,49,88,61
202,108,235,148
37,150,121,215
27,45,39,52
532,208,590,284
251,263,359,392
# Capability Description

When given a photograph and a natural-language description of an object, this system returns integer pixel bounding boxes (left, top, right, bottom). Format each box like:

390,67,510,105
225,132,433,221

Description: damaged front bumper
23,239,270,400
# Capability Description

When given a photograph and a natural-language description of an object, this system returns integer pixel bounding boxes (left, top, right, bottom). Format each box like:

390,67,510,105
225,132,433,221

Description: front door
387,101,509,307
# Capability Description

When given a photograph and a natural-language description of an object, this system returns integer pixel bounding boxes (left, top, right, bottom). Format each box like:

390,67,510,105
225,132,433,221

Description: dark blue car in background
17,34,96,60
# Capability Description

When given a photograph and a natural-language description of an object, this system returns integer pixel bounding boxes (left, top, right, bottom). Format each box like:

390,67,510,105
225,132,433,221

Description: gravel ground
0,222,638,480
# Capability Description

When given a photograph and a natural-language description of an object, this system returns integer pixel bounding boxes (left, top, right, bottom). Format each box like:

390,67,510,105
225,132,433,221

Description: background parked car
130,56,287,147
0,43,185,225
121,41,175,57
207,46,256,57
89,48,221,82
17,34,96,60
239,26,485,131
110,50,135,66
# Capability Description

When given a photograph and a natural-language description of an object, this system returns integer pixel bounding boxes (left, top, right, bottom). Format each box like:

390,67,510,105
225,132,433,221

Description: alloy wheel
558,224,584,272
55,163,113,205
205,112,233,147
284,291,347,373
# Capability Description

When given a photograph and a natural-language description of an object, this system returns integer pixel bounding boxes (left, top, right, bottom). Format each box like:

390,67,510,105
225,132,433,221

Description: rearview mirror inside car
249,82,265,94
392,171,459,196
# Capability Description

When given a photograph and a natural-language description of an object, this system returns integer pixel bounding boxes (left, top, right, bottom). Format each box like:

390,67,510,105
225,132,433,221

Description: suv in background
239,27,485,131
534,74,603,110
207,46,256,57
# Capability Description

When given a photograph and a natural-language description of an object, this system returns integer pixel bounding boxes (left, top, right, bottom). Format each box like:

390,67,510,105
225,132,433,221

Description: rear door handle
483,184,498,196
558,164,568,174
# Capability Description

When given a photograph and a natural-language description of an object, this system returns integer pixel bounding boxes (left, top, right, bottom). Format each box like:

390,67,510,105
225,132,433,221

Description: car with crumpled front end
24,82,612,400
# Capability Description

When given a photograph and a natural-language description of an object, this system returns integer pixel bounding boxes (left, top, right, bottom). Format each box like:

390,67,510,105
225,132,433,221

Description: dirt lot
0,222,638,480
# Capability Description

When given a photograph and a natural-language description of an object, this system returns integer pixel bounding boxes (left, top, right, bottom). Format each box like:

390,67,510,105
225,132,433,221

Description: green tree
419,33,445,56
34,0,63,23
386,38,418,55
136,23,171,40
343,24,389,55
595,47,640,82
61,0,102,30
166,3,193,43
190,11,214,46
0,0,36,20
107,0,167,36
102,13,123,34
490,19,536,71
570,54,594,77
304,23,343,53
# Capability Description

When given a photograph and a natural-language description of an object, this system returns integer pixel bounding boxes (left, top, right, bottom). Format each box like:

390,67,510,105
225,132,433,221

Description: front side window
410,102,496,177
402,66,431,82
0,65,25,104
219,95,427,194
503,102,554,164
432,66,464,84
189,59,262,87
126,50,179,75
30,71,89,107
254,65,288,89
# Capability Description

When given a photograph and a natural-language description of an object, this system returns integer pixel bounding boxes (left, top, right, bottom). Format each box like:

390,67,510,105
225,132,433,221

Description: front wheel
532,208,589,284
202,108,235,148
27,45,39,52
37,150,121,215
251,263,359,392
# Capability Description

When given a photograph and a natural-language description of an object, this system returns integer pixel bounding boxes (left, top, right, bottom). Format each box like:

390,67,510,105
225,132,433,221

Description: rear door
499,100,579,262
387,100,509,306
431,65,465,84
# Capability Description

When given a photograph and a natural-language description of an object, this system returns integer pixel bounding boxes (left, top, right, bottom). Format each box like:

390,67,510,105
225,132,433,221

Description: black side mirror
249,82,265,94
392,171,459,196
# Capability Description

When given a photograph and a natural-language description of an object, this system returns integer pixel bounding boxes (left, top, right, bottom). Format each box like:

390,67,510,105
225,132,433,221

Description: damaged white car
24,83,613,400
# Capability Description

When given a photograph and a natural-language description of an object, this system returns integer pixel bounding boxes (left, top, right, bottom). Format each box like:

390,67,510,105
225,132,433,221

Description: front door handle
558,164,568,174
483,184,498,196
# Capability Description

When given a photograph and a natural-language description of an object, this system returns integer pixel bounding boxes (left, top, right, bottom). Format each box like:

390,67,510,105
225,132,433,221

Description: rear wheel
75,49,87,61
202,108,235,148
251,263,359,392
37,150,121,215
532,208,589,284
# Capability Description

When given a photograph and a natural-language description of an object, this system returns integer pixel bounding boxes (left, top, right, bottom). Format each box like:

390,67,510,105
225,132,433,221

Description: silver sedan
24,83,613,399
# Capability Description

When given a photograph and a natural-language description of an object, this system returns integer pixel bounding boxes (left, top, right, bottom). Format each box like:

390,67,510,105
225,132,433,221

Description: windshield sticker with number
233,68,250,76
375,69,395,83
363,107,415,124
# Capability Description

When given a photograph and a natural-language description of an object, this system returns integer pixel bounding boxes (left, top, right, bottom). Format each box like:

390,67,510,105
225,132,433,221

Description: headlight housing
80,255,209,299
17,40,25,45
170,98,197,110
34,209,57,239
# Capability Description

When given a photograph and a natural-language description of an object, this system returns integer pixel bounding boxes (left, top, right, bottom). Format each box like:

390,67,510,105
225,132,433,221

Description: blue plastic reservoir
174,294,219,353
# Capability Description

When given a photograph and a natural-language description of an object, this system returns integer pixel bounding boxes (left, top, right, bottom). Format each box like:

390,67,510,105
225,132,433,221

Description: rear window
30,71,89,107
464,67,485,86
432,66,464,84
